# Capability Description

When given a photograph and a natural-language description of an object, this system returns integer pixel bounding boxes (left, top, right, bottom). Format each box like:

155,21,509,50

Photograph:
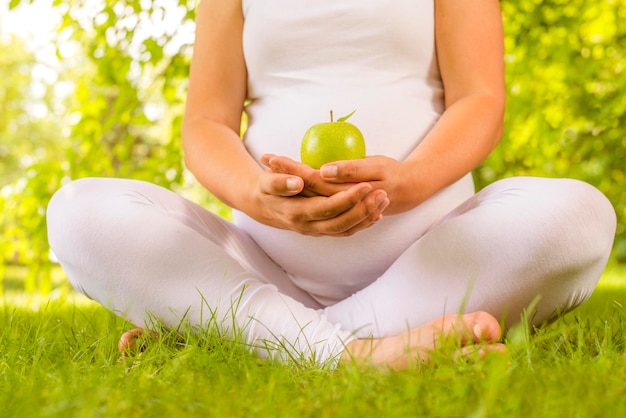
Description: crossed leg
324,177,616,338
48,176,614,369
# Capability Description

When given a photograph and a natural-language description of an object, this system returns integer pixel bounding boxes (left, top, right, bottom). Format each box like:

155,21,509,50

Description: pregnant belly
233,174,474,305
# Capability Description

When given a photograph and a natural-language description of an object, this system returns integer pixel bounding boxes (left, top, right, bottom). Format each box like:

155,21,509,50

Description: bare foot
341,311,506,369
118,328,155,357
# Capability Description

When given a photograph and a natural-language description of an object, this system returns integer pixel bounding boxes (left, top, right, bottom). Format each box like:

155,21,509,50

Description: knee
48,177,94,216
47,178,111,259
568,180,615,240
48,177,102,220
554,179,616,262
497,177,616,266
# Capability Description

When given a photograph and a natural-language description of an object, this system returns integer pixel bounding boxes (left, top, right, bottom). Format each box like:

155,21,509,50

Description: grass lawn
2,264,626,417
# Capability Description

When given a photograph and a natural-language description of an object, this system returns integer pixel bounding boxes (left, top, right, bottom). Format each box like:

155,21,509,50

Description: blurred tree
475,0,626,261
0,34,66,292
0,35,34,183
1,0,625,293
1,0,203,293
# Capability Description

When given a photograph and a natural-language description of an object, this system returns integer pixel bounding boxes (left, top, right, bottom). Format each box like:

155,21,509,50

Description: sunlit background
1,0,625,298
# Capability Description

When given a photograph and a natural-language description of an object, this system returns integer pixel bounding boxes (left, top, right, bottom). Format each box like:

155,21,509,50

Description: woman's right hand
252,171,389,237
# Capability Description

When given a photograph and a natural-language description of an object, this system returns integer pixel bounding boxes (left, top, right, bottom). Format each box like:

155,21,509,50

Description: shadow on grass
575,285,626,319
571,263,626,318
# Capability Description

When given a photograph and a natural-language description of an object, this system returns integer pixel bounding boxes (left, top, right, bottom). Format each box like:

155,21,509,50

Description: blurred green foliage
1,0,625,292
476,0,626,261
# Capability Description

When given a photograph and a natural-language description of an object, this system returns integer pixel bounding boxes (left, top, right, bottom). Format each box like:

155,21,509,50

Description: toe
467,311,502,343
118,328,146,355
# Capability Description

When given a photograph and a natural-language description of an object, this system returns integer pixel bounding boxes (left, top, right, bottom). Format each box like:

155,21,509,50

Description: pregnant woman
47,0,616,368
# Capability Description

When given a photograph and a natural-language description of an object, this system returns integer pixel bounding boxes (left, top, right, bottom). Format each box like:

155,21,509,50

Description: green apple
300,110,366,169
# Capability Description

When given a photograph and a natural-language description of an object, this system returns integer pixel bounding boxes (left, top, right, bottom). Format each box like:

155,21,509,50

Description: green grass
2,265,626,417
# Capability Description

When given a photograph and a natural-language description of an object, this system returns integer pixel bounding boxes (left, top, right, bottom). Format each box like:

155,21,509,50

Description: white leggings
47,176,616,365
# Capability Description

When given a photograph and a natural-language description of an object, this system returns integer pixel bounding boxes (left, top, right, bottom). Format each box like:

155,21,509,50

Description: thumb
259,172,304,196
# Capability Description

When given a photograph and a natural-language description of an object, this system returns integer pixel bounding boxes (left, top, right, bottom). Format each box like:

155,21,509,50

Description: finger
299,182,352,198
320,157,383,183
262,154,321,197
265,154,309,175
325,190,389,236
258,172,303,196
322,210,385,237
306,183,372,222
259,153,278,168
304,188,389,236
267,155,351,197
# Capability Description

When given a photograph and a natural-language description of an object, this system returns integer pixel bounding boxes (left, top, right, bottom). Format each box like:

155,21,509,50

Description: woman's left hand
262,154,414,214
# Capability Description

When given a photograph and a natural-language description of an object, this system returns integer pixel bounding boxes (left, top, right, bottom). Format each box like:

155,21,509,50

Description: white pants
47,176,616,365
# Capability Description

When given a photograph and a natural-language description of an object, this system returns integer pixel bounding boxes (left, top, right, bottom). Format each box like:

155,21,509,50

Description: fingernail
286,177,300,191
375,192,387,206
260,154,273,165
321,164,338,178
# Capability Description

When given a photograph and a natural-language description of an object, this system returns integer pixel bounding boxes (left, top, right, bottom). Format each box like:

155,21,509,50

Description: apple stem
330,110,334,123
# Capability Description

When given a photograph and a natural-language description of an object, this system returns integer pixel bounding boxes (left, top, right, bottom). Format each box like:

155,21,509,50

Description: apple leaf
337,110,357,122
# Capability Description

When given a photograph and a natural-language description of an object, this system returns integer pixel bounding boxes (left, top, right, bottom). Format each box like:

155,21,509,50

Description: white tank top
241,0,444,162
236,0,474,305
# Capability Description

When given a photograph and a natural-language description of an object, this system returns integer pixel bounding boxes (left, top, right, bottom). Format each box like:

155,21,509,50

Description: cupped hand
253,170,389,237
261,154,349,197
262,154,412,214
